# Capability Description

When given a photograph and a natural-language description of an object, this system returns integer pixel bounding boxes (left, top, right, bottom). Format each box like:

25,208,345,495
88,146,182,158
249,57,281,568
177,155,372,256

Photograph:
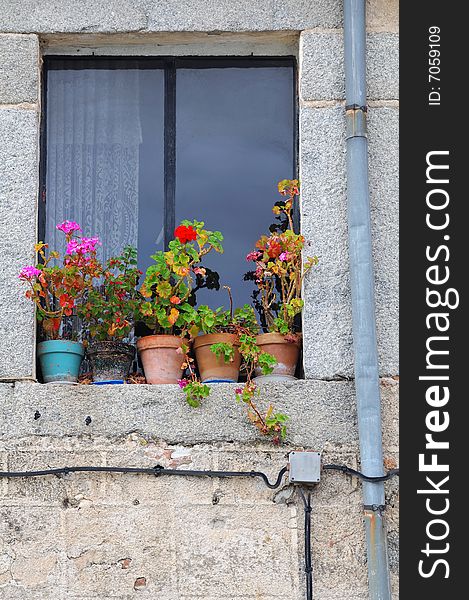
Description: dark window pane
175,66,294,310
45,62,165,272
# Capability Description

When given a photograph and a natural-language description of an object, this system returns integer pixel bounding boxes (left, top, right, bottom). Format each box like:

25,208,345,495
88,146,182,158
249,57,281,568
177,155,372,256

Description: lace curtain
45,67,142,263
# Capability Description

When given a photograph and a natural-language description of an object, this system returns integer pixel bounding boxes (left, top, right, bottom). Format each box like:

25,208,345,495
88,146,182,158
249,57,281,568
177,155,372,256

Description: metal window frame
39,55,298,248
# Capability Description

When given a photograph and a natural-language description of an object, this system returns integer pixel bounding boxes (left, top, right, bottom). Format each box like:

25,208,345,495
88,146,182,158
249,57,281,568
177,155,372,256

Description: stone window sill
0,380,359,448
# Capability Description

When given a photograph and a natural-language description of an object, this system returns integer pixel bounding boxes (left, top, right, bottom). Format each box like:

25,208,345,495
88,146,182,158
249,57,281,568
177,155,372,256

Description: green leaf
210,342,235,363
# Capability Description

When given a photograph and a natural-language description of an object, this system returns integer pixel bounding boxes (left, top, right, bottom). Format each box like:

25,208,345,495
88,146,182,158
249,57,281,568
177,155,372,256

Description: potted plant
19,221,101,383
79,246,140,383
135,220,223,384
191,287,257,383
246,179,318,380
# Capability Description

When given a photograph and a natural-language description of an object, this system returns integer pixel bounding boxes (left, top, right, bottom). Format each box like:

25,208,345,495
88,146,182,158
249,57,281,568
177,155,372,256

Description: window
41,57,296,309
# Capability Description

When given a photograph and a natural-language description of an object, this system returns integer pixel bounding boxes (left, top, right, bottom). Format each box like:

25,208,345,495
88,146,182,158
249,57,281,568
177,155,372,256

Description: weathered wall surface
0,1,399,599
0,380,399,599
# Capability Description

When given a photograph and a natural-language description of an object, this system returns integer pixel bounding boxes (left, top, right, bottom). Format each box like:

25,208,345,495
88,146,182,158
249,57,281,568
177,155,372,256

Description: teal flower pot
37,340,85,383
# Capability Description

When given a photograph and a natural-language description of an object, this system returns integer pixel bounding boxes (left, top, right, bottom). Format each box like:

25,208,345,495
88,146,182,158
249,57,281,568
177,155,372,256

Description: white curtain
45,67,142,262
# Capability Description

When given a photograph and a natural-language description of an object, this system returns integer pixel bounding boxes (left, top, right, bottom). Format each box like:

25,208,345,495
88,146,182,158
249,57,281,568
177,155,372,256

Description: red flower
174,225,197,244
267,240,282,259
59,294,75,316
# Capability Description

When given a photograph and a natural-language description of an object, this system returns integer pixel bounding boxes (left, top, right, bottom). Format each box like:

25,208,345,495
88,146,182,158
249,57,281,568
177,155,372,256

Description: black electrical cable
298,487,313,600
322,464,399,482
0,465,288,490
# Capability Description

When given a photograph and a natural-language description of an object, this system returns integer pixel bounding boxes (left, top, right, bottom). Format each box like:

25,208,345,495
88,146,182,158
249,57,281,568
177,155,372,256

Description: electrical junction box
288,451,321,484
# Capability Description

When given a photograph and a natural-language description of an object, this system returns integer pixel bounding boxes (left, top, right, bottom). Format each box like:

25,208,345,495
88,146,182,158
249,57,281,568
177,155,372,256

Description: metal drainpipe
343,1,392,599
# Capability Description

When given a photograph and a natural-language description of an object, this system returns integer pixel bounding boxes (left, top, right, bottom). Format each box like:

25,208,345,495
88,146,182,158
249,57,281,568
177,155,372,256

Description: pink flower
255,266,264,282
235,387,243,395
56,220,82,235
66,236,101,255
246,251,261,262
19,266,41,280
178,379,188,389
279,252,289,261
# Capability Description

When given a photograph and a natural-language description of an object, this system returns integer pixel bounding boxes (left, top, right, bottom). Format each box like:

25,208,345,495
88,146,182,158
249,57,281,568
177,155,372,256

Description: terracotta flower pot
193,333,241,383
254,332,301,381
87,341,135,383
136,335,185,384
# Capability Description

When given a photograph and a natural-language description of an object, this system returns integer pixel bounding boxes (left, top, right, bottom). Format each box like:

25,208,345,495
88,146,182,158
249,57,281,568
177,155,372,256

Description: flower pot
136,335,185,384
87,341,135,383
37,340,85,383
193,333,241,383
254,332,301,381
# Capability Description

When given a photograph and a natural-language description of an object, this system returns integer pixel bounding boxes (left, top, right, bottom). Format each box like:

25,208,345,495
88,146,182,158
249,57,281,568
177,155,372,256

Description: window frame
39,54,299,250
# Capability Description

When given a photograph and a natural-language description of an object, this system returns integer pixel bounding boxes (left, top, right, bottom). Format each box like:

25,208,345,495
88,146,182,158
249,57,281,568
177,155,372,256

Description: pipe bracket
364,504,386,513
346,105,368,140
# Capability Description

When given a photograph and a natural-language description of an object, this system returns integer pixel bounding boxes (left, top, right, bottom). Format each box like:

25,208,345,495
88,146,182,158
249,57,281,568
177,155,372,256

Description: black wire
298,487,313,600
0,465,288,490
323,464,399,482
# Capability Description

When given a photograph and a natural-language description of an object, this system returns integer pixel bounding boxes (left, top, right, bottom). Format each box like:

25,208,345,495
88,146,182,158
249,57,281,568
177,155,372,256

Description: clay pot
193,333,241,383
136,335,185,384
254,332,301,381
87,341,135,383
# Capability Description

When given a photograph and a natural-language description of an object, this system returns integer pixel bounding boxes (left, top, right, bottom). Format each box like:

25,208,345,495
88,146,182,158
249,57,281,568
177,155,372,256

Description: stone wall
0,1,399,599
0,380,399,599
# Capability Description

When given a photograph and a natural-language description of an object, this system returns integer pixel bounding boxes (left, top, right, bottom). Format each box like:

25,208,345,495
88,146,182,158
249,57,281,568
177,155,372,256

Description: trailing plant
246,180,318,335
178,288,289,441
136,220,223,335
210,342,235,364
19,221,101,340
235,333,289,444
79,246,141,341
177,350,210,408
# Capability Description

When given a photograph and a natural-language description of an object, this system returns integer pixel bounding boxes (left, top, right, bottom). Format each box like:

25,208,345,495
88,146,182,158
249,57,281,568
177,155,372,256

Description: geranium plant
19,221,101,339
235,334,289,444
192,287,260,364
180,287,289,442
247,180,318,335
79,246,141,341
136,220,223,335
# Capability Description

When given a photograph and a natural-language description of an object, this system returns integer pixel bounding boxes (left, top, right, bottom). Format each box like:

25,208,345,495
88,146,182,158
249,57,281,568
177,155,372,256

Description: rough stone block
0,506,62,589
102,441,215,507
147,0,274,32
0,34,39,104
213,447,290,505
315,448,361,506
0,380,359,449
299,105,351,378
64,506,176,597
300,105,398,378
0,1,147,33
300,32,398,101
0,109,38,380
367,0,399,32
5,450,104,504
300,32,344,101
272,0,343,29
174,504,298,597
0,0,345,33
309,504,368,597
368,107,399,375
147,0,343,32
367,33,399,100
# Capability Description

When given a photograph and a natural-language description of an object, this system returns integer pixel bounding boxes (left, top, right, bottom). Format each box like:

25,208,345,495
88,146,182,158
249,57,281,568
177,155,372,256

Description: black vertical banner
400,2,465,597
